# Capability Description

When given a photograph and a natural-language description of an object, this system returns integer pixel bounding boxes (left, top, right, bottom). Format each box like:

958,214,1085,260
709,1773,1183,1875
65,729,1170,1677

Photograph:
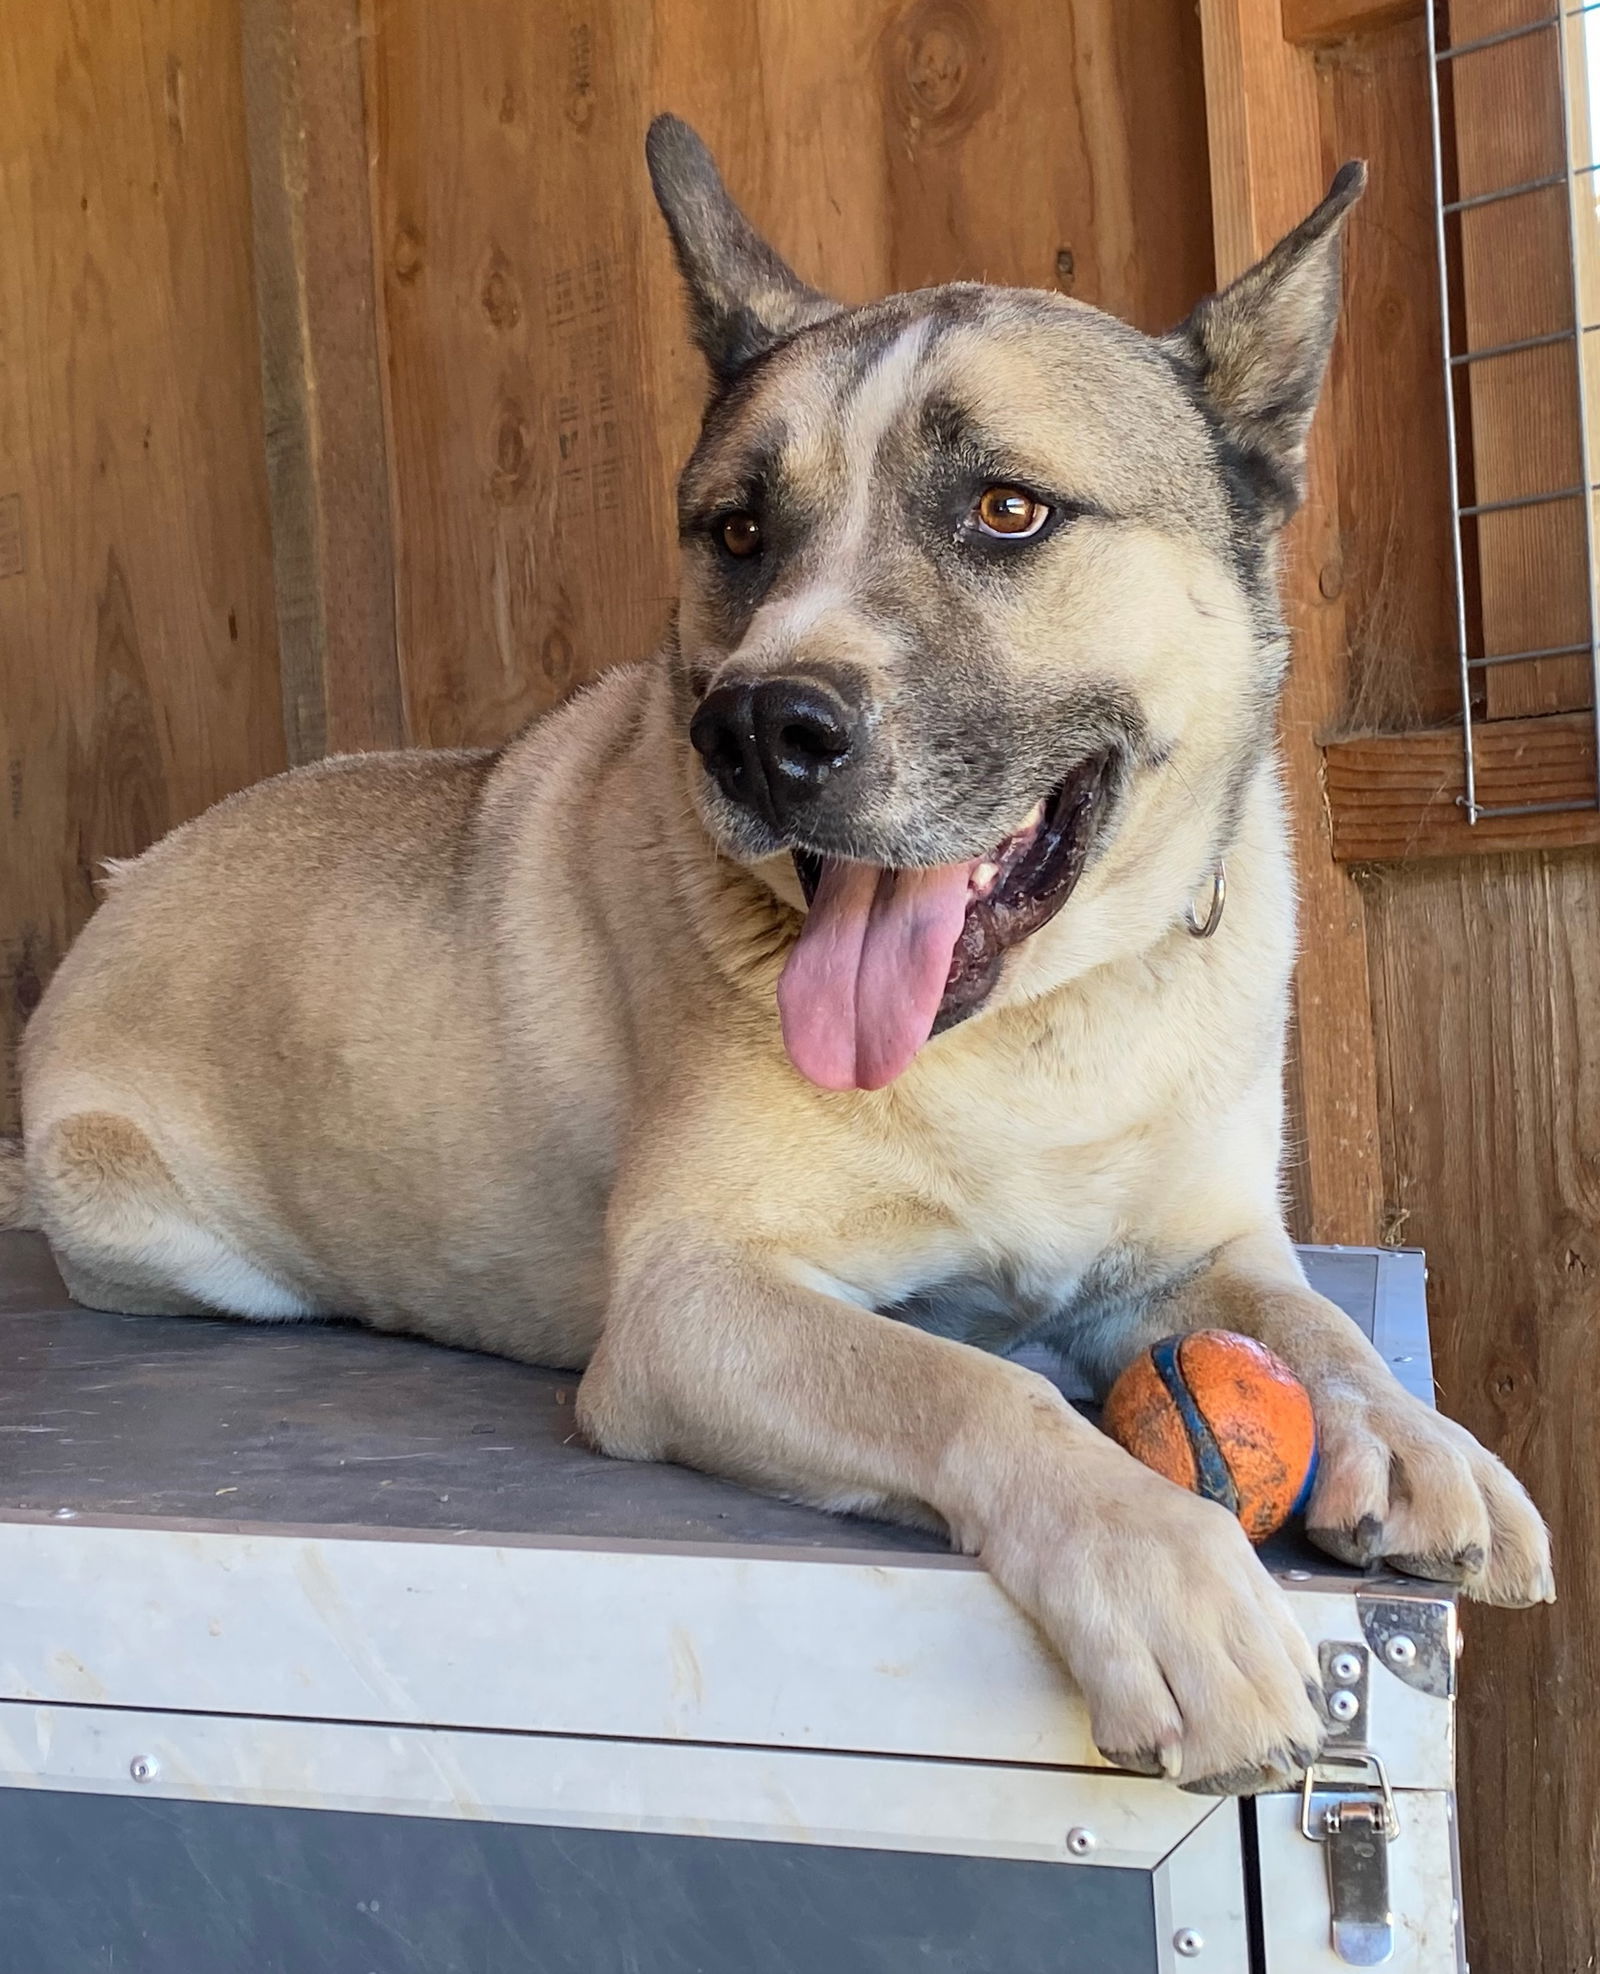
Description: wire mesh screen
1427,1,1600,820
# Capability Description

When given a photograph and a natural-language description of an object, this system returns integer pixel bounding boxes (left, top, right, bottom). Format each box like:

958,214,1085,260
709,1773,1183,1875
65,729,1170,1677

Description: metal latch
1300,1643,1402,1966
1300,1754,1401,1966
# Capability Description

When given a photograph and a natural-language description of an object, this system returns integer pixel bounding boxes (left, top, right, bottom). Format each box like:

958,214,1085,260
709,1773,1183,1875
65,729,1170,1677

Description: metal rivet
1285,1569,1312,1581
1065,1826,1097,1857
1174,1928,1205,1957
1329,1650,1363,1684
1384,1634,1418,1670
1328,1688,1361,1723
51,1507,76,1521
129,1755,159,1783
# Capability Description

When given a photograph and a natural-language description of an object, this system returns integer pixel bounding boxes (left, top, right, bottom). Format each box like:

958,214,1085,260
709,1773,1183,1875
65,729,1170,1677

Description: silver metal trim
1435,16,1554,63
1440,171,1563,215
1466,639,1589,668
0,1699,1217,1868
1358,1594,1456,1700
1448,325,1575,366
1457,483,1589,519
1463,795,1599,819
1426,1,1478,820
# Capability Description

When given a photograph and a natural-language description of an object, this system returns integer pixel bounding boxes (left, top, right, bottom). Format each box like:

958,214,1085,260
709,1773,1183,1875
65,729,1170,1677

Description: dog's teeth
1021,799,1046,832
971,860,1000,896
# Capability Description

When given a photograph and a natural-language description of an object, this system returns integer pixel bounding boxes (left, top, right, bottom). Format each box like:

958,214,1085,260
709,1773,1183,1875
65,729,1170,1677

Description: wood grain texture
1364,852,1600,1974
240,0,404,759
0,1,287,1134
1323,18,1459,732
1281,0,1421,47
1199,0,1383,1244
364,0,1213,748
1326,713,1600,859
1447,5,1589,715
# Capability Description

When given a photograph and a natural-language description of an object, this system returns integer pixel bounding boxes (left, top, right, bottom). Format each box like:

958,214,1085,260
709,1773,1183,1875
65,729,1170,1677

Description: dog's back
17,673,653,1356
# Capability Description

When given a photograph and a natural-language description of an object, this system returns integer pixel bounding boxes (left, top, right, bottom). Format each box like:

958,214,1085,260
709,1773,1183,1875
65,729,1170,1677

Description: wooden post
1200,0,1384,1244
240,0,404,760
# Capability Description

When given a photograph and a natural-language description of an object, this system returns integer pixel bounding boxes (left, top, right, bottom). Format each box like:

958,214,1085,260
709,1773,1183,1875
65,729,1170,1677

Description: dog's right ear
646,115,838,386
1164,161,1366,527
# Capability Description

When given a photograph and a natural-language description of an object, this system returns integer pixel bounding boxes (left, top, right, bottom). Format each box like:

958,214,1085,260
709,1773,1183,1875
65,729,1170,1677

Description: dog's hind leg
30,1112,320,1320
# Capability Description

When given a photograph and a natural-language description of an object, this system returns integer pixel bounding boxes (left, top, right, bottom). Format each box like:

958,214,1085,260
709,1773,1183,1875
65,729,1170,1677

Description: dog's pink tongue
778,858,973,1091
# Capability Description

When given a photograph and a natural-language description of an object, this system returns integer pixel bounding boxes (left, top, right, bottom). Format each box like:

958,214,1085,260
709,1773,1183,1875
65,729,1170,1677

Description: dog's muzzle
689,675,862,834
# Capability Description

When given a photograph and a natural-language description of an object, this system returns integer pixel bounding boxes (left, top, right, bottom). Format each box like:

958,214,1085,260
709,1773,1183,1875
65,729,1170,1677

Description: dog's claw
1387,1542,1487,1586
1180,1748,1311,1798
1100,1746,1171,1780
1308,1512,1385,1568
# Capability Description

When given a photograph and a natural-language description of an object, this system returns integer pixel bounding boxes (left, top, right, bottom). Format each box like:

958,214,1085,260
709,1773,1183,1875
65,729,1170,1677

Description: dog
3,116,1552,1793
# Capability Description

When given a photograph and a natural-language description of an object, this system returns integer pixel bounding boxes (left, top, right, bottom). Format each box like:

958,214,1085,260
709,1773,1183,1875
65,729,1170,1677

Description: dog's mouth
779,752,1114,1091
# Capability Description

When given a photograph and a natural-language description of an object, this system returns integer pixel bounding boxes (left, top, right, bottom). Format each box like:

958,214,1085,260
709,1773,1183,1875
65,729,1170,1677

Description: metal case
0,1234,1462,1973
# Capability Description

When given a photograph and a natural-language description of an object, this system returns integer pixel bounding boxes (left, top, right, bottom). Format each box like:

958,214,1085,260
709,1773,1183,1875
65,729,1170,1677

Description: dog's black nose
690,678,857,827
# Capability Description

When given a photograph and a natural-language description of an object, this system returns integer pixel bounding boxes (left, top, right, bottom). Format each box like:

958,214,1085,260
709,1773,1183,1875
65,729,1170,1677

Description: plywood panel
366,0,1213,749
0,1,287,1133
1365,852,1600,1974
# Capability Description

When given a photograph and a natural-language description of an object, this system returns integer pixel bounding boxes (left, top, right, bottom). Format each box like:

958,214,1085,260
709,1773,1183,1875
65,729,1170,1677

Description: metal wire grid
1426,1,1600,820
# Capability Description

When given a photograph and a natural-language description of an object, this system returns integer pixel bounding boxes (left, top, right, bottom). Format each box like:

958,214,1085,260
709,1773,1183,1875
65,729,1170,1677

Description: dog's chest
857,1124,1189,1367
814,1028,1218,1369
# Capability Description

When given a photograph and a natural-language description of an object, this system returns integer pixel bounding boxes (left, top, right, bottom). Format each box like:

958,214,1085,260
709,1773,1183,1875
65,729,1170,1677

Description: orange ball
1103,1330,1318,1543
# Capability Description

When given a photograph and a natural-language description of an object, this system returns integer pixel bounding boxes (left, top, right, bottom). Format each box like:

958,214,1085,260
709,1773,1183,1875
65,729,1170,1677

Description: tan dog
4,118,1551,1793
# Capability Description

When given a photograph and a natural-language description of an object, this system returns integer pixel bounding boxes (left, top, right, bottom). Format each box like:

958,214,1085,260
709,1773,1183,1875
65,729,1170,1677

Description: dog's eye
719,512,763,558
973,486,1050,539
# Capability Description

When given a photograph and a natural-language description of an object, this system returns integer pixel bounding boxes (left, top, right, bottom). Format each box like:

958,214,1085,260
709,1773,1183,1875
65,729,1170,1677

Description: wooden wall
1366,849,1600,1967
0,1,287,1131
364,0,1213,747
1205,7,1600,1967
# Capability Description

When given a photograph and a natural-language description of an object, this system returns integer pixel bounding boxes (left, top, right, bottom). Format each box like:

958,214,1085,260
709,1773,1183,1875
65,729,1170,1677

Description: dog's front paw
989,1456,1327,1794
1305,1379,1554,1607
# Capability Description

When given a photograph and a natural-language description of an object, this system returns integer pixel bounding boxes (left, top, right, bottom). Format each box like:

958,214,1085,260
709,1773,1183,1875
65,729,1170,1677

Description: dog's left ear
1165,161,1366,526
647,115,839,386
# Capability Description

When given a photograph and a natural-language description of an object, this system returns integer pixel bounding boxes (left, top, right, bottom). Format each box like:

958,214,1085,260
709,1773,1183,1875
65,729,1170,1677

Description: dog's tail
0,1139,36,1230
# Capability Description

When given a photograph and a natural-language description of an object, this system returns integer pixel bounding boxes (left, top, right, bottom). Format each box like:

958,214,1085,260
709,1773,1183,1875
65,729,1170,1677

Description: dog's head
648,116,1362,1092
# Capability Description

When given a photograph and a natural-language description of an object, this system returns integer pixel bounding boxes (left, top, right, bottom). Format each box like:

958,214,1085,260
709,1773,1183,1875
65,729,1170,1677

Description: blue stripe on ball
1290,1439,1319,1517
1150,1335,1240,1516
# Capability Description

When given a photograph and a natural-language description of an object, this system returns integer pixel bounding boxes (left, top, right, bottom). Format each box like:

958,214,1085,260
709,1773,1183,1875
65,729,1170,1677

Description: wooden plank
365,0,1215,747
1281,0,1421,48
0,1,288,1134
1448,5,1589,715
1365,852,1600,1974
1325,714,1600,859
1199,0,1383,1245
240,0,404,760
879,0,1213,332
1323,17,1460,732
